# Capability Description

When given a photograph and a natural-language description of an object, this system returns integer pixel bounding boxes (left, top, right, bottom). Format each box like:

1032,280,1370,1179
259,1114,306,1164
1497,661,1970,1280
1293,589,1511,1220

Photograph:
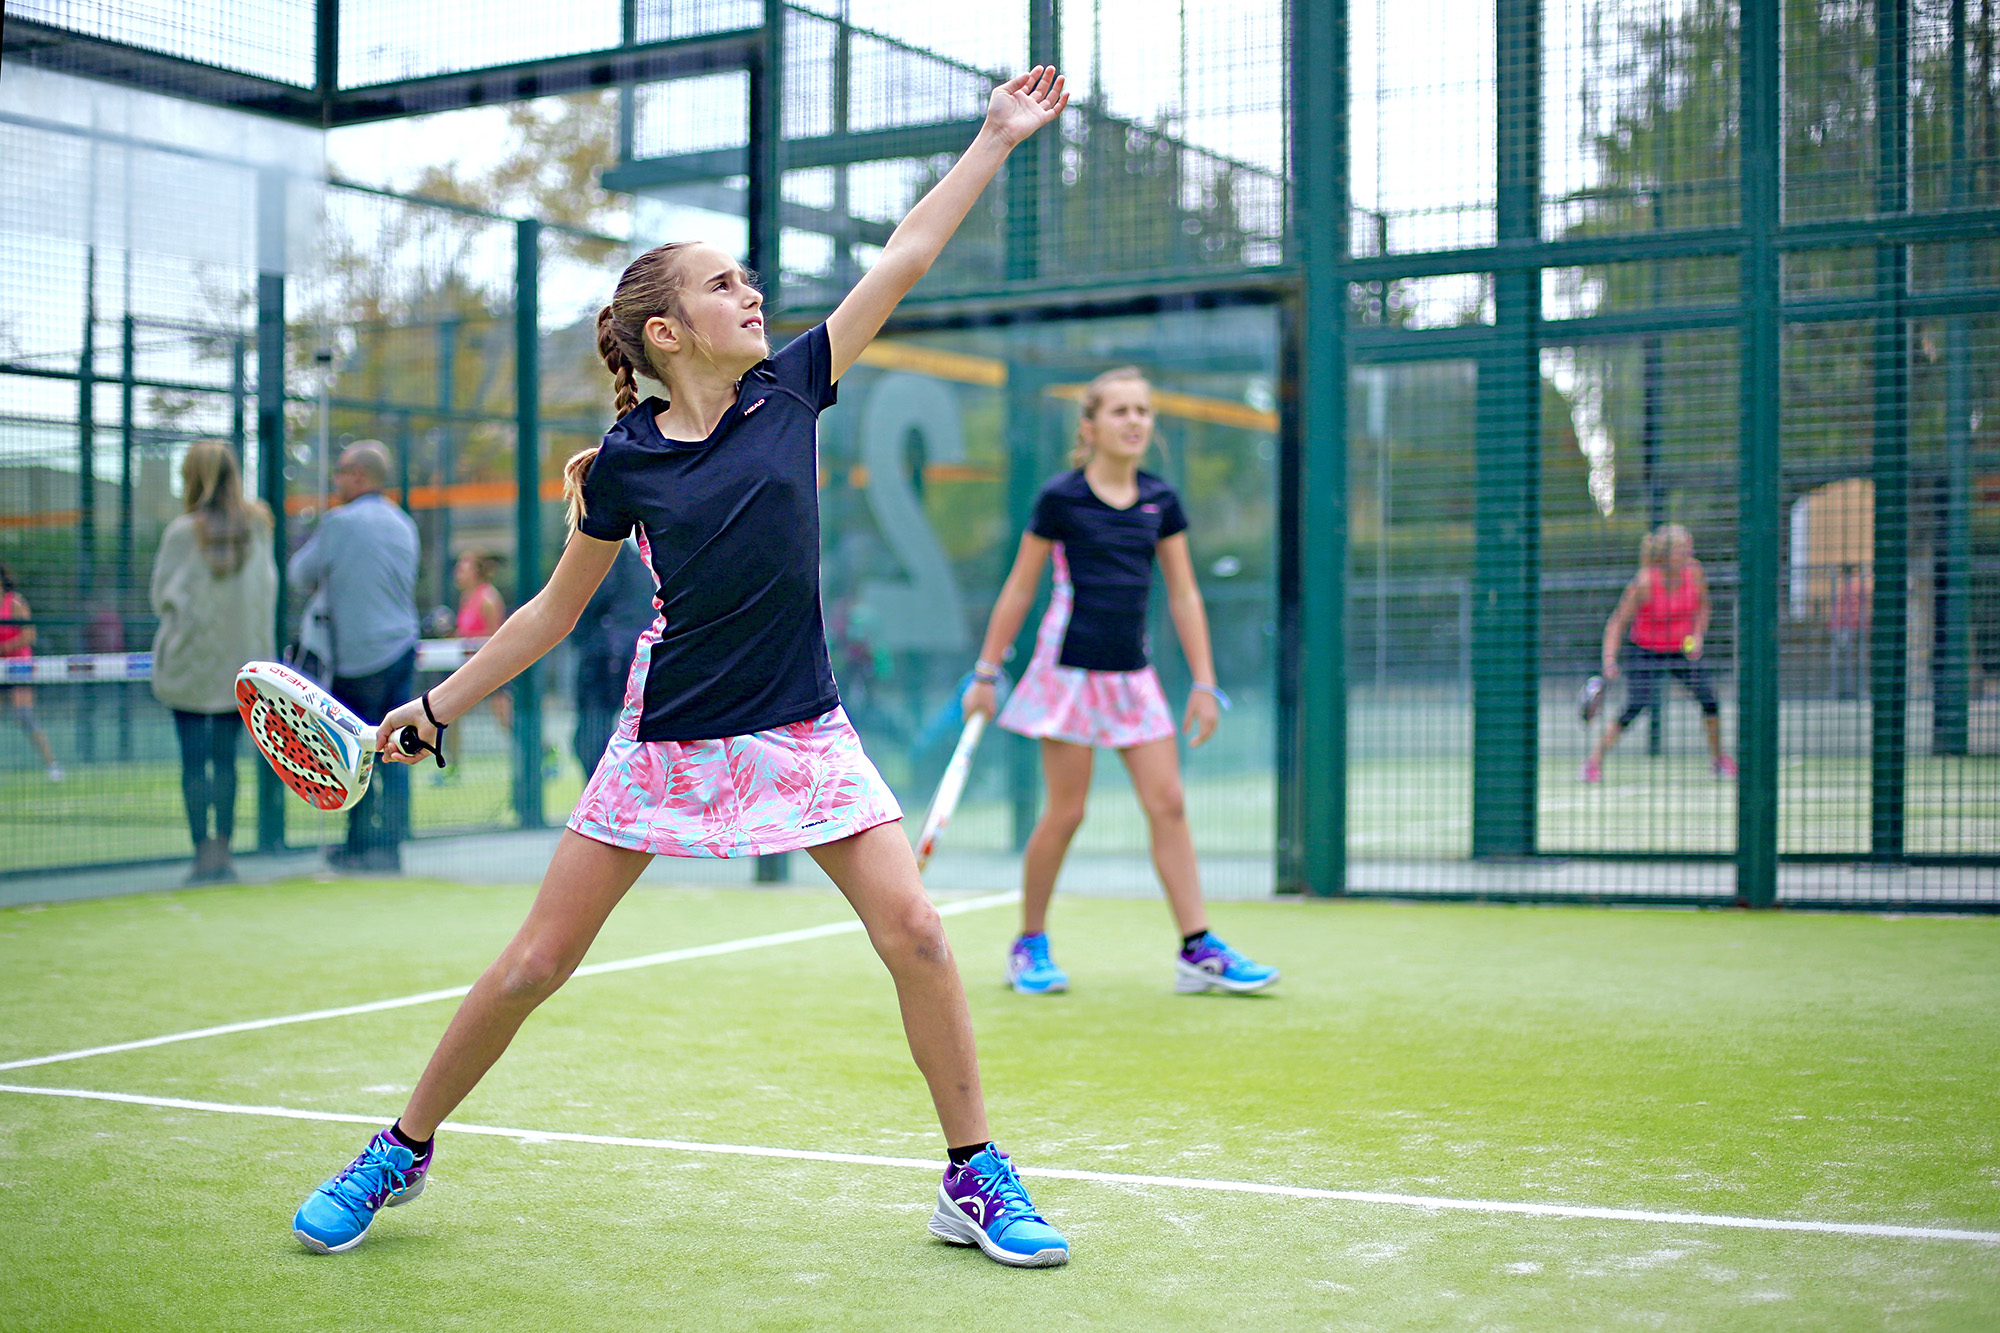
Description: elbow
877,243,932,286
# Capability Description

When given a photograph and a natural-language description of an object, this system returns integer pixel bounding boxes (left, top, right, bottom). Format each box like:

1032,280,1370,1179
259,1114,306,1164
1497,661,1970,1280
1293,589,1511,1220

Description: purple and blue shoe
929,1147,1069,1267
1175,932,1279,994
293,1128,431,1253
1006,932,1069,994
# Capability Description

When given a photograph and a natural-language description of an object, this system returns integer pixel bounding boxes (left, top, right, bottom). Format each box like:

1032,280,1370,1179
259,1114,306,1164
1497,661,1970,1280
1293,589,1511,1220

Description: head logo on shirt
1141,503,1159,514
743,398,767,416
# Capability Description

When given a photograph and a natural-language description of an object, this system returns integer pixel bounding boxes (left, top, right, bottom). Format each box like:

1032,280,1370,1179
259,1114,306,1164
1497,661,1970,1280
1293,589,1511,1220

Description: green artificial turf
2,879,1997,1330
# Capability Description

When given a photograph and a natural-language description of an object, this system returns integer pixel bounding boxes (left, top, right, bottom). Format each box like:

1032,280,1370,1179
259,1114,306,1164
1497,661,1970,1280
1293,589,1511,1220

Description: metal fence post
1472,0,1542,859
1286,0,1349,896
256,167,290,854
1005,361,1051,852
1736,0,1781,907
1870,0,1910,860
513,217,545,830
1934,0,1972,756
746,0,783,306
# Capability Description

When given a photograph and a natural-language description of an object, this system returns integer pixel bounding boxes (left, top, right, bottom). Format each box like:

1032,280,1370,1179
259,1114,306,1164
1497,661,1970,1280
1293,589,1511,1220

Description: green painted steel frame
14,1,2000,896
514,218,546,829
1736,0,1781,907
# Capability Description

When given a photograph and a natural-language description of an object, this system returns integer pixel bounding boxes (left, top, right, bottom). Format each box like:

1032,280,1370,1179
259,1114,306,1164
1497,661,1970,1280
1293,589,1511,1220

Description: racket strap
408,689,448,768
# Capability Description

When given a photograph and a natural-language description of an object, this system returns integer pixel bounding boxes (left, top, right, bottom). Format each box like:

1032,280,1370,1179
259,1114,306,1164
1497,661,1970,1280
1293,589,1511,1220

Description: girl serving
292,68,1073,1269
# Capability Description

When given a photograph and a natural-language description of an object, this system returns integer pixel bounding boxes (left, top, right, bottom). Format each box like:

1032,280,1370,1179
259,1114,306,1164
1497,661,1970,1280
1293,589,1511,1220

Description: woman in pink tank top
442,549,511,771
0,564,62,781
1582,524,1735,783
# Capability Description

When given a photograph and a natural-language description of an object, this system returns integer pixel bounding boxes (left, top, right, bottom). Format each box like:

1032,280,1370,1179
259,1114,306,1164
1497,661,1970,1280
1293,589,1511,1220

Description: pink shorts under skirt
568,704,902,858
995,564,1177,750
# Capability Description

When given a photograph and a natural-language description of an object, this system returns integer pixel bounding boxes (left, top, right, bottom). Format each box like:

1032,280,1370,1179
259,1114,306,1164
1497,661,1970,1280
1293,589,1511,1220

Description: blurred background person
565,536,654,779
289,440,420,873
149,441,276,884
1584,523,1735,783
1830,562,1870,700
441,547,511,776
0,561,61,782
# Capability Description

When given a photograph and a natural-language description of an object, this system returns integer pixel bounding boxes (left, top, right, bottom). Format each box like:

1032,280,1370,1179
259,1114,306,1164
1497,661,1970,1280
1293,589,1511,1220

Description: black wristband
421,689,446,731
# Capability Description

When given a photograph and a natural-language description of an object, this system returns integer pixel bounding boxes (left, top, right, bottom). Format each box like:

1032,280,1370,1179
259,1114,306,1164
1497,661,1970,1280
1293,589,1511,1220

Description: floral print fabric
995,545,1177,750
568,704,902,858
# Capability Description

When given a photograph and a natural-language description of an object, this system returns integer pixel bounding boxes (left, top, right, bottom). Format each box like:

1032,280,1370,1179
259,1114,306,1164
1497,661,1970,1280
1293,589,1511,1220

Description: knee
875,898,952,968
495,942,576,1004
1140,783,1187,825
1039,798,1088,839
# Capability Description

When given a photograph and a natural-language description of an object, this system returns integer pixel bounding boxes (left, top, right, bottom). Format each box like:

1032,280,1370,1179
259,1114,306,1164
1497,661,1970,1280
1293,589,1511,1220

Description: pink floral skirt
568,704,902,858
996,565,1177,750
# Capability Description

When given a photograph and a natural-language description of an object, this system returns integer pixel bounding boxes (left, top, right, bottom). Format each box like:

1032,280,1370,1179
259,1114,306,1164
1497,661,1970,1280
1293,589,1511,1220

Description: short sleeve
1155,484,1189,539
767,322,838,412
1027,481,1068,541
575,445,637,542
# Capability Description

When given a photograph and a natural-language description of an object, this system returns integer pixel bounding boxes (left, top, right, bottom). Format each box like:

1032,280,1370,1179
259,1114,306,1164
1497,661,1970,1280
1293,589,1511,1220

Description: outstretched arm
962,533,1052,719
1158,534,1222,747
825,67,1068,381
374,534,622,760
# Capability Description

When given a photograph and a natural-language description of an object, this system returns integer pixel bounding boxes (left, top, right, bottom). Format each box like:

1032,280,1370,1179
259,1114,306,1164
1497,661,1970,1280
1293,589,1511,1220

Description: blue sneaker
1175,932,1279,994
293,1128,431,1253
1006,933,1069,994
929,1147,1069,1267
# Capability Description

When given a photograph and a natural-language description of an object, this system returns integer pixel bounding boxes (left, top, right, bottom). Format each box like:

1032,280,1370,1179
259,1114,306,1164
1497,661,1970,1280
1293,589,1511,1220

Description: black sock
947,1141,992,1168
389,1120,433,1157
1182,930,1210,954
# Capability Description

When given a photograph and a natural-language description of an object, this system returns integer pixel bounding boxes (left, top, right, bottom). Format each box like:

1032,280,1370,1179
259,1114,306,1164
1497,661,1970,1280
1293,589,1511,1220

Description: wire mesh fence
3,0,1995,904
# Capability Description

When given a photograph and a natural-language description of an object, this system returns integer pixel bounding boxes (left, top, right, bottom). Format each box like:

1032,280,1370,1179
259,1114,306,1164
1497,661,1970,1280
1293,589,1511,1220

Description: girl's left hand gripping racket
237,660,424,811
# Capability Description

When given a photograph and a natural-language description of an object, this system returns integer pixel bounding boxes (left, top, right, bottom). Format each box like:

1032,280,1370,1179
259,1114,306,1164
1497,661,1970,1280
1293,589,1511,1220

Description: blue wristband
1191,682,1232,710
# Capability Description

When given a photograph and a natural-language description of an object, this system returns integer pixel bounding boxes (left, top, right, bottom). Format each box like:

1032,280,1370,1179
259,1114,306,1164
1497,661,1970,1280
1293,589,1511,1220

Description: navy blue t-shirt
575,324,840,741
1028,468,1189,672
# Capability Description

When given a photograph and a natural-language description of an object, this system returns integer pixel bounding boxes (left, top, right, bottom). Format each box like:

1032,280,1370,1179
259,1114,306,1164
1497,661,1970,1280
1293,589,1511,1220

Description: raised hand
985,66,1069,147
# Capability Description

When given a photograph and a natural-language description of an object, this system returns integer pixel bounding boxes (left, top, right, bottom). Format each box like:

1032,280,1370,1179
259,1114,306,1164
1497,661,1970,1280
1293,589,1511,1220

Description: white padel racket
236,660,397,812
915,712,987,873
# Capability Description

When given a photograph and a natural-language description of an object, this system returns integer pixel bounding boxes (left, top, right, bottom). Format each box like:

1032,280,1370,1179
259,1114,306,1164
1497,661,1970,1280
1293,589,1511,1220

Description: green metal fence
3,0,1994,905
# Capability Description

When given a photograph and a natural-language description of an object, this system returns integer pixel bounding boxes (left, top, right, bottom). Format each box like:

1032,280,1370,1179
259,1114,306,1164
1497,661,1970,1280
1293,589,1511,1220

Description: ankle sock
1182,930,1210,954
389,1121,433,1158
947,1141,992,1168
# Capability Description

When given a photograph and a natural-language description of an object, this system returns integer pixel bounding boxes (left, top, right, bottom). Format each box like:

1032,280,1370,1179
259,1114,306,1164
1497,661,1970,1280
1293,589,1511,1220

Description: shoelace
1022,936,1054,968
323,1142,411,1221
973,1156,1046,1226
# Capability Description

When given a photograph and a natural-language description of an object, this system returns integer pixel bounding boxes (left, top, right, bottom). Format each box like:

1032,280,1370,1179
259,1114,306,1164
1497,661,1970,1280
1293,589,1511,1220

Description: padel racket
237,660,419,812
1578,674,1607,724
915,712,987,873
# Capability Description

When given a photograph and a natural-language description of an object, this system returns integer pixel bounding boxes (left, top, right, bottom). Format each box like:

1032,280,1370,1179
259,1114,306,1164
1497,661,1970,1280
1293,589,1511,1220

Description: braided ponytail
563,242,699,538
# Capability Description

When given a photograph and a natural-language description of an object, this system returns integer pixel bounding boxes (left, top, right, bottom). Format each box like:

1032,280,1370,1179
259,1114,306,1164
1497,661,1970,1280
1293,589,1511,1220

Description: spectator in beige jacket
151,441,276,884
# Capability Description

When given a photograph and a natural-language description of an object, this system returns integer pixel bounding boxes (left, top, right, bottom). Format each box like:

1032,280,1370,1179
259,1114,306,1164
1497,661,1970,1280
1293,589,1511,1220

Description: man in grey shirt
289,440,420,872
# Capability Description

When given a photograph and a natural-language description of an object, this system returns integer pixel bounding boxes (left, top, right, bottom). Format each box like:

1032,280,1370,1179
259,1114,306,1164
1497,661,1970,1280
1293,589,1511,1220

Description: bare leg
1589,719,1625,766
1702,714,1725,761
12,690,56,767
808,821,988,1147
1119,736,1208,938
398,830,652,1138
1020,739,1093,937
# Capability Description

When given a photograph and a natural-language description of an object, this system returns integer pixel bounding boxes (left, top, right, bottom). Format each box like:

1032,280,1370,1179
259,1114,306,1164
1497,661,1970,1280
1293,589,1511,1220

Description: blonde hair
180,440,270,578
563,241,703,536
1069,366,1152,468
1643,522,1692,568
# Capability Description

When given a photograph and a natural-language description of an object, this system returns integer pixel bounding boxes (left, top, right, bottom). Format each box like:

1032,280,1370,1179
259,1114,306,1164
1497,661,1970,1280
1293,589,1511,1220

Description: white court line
2,1081,1995,1246
0,891,1019,1074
